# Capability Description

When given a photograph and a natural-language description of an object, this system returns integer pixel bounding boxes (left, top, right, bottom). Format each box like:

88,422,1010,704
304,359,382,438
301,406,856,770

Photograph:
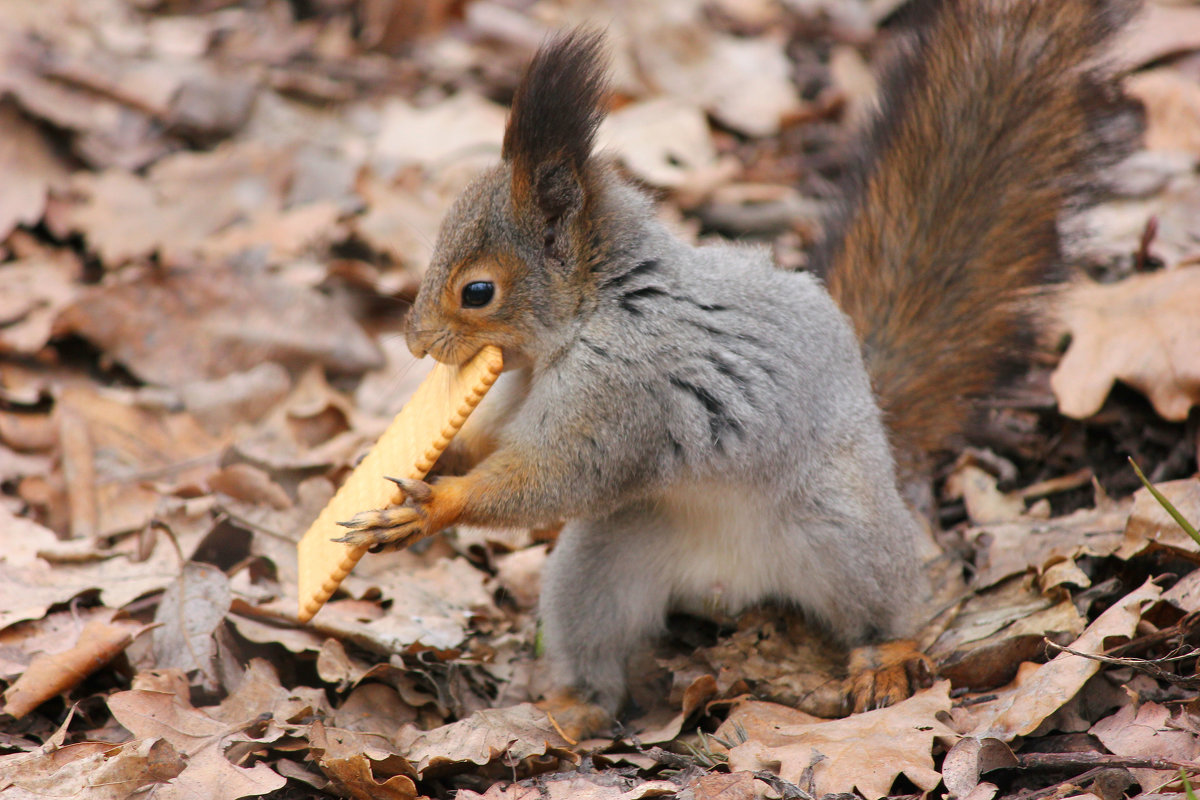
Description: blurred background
3,1,1200,795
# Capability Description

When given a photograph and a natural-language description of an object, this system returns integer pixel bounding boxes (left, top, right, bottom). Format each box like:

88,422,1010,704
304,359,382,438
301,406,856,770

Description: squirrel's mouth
408,329,482,367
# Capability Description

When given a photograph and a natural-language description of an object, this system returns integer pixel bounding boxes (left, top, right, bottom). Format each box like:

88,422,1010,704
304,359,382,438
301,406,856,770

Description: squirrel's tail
816,0,1141,464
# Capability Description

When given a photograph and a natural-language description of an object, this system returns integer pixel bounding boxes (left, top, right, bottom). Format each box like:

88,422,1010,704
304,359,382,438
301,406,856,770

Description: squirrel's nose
405,326,429,359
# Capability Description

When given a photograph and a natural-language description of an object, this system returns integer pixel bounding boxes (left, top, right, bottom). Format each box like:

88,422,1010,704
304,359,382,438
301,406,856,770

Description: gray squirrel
337,0,1141,736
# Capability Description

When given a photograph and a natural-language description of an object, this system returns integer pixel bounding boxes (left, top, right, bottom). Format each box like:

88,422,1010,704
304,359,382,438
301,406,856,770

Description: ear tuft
503,28,609,214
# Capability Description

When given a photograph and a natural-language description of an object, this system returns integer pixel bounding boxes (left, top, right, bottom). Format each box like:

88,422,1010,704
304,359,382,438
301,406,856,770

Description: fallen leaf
353,170,457,276
633,26,801,138
457,775,678,800
458,777,681,800
1052,268,1200,421
55,386,226,538
107,687,287,800
663,608,846,719
687,771,770,800
932,577,1085,691
152,562,233,693
396,703,572,777
0,253,82,356
371,93,506,175
334,683,418,734
3,616,149,718
0,606,119,680
968,500,1130,590
214,658,332,729
55,267,382,388
307,718,419,800
0,504,214,628
960,579,1162,740
312,555,497,653
50,141,296,264
598,97,734,194
0,737,185,799
945,465,1028,525
1091,702,1200,790
1117,477,1200,560
0,102,70,240
941,737,1018,800
725,681,956,800
1117,4,1200,68
1127,68,1200,157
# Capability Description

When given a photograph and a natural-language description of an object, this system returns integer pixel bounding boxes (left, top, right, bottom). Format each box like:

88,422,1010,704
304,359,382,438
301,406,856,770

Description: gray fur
429,174,926,712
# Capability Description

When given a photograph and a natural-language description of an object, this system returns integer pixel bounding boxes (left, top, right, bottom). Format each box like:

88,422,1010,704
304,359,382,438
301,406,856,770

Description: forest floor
2,1,1200,798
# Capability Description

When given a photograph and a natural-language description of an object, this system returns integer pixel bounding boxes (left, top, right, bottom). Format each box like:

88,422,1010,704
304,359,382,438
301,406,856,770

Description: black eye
461,281,495,308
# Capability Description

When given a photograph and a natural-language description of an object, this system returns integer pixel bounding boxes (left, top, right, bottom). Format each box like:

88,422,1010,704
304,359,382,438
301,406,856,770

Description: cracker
297,345,503,622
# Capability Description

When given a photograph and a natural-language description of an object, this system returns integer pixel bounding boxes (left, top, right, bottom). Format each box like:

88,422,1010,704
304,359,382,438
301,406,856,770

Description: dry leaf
0,253,81,356
945,465,1027,525
1052,269,1200,421
458,775,678,800
1117,3,1200,68
932,578,1085,692
1117,477,1200,560
0,102,70,240
334,683,418,734
664,608,846,719
50,141,297,264
968,500,1130,590
941,737,1018,800
311,555,497,653
1127,68,1200,157
598,98,734,194
1091,701,1200,790
55,267,382,388
3,616,148,718
0,737,185,800
107,687,287,800
55,386,226,538
307,719,420,800
396,703,572,776
372,93,506,174
632,26,801,138
726,682,956,800
960,578,1162,740
152,562,233,693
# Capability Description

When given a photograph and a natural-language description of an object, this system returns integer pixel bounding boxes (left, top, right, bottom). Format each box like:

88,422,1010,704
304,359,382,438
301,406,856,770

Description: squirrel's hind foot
844,640,934,713
537,690,615,744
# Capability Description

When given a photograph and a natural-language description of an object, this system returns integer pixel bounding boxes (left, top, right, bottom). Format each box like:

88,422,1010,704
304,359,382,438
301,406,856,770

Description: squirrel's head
406,29,612,367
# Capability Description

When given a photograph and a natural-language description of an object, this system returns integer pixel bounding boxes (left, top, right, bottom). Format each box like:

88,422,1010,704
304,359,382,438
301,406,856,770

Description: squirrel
337,0,1141,735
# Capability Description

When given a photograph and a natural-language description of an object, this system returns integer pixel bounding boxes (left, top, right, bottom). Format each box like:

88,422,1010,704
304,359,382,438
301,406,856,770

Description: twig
1016,468,1094,501
1001,767,1107,800
1044,639,1200,688
1103,610,1200,659
1016,752,1200,771
753,771,815,800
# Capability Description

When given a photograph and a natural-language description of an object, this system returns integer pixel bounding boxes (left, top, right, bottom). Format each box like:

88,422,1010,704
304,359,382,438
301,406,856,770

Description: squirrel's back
816,0,1142,468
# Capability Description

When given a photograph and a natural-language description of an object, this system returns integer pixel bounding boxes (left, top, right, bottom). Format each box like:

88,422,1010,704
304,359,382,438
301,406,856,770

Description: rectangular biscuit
297,345,504,622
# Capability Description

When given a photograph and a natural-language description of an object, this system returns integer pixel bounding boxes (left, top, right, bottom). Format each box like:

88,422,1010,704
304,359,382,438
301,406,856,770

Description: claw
384,475,432,503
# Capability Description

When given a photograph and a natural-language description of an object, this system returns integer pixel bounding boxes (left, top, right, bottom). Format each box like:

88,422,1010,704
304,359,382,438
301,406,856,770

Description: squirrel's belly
656,482,783,615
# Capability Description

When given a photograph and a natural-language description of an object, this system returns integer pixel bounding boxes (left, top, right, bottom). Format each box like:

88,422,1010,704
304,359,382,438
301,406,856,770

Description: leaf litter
1,0,1200,799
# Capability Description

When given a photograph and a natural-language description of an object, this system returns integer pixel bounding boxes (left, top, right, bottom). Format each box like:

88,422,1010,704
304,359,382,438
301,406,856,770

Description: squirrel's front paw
334,477,436,551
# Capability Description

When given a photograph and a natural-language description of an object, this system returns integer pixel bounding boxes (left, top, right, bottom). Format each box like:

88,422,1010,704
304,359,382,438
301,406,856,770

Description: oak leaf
1052,269,1200,421
725,682,955,800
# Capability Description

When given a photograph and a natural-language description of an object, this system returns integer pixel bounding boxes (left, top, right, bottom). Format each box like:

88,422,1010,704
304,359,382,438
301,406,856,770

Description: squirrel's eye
461,281,495,308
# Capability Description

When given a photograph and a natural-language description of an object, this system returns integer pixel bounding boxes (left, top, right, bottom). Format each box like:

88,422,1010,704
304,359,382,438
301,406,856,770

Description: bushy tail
816,0,1141,463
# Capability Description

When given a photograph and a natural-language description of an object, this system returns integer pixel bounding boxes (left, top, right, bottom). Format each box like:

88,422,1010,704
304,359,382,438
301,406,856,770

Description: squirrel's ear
503,29,609,233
